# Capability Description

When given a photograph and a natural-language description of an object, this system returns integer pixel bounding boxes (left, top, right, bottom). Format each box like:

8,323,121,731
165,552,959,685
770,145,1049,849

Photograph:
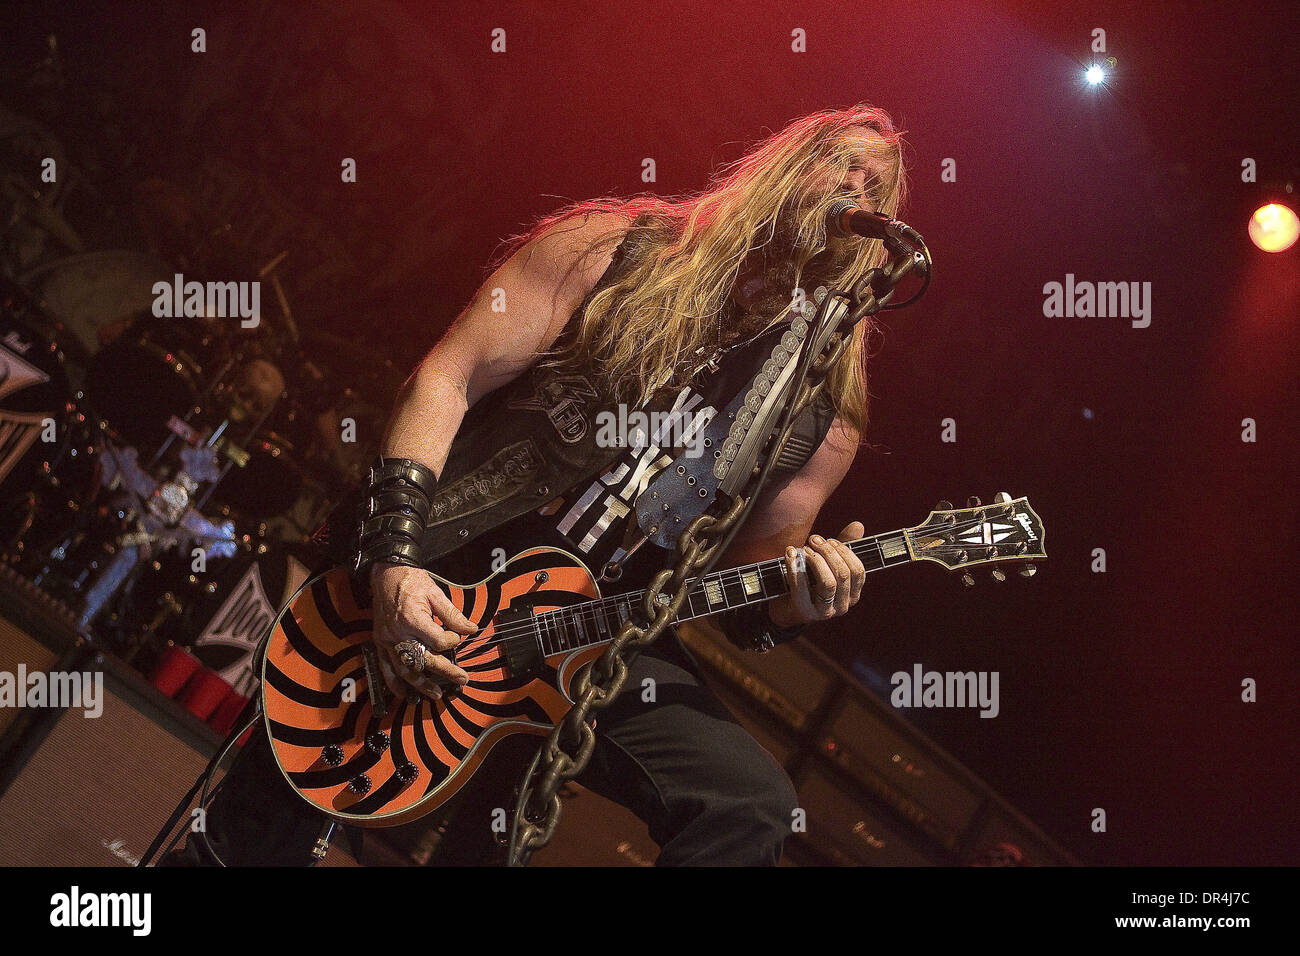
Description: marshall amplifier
676,620,836,732
792,763,948,866
0,565,86,752
530,783,661,867
818,693,984,854
0,649,358,868
676,621,1077,866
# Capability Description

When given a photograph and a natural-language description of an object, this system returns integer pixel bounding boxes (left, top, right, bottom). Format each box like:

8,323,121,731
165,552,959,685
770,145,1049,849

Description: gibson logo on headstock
1013,512,1038,540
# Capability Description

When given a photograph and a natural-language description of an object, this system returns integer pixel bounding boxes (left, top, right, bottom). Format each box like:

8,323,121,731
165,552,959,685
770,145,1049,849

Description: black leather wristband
369,458,439,496
352,457,440,575
367,487,431,523
359,512,424,542
356,537,423,571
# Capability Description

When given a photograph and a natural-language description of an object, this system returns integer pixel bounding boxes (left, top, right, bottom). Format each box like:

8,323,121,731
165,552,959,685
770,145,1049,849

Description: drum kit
0,162,399,715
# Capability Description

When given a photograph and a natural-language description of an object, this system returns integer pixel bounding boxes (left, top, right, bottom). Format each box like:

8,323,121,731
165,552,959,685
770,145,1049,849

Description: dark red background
4,0,1296,864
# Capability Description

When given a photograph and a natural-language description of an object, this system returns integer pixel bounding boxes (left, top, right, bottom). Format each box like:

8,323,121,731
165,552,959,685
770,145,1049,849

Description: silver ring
817,590,836,605
394,641,427,671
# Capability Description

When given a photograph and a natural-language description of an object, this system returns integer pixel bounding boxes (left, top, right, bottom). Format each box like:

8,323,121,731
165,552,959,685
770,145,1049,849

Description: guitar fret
549,610,562,651
530,530,918,651
703,577,726,611
720,570,746,608
545,611,557,653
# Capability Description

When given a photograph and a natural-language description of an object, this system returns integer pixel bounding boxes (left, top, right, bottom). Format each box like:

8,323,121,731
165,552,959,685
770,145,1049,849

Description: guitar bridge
361,643,389,718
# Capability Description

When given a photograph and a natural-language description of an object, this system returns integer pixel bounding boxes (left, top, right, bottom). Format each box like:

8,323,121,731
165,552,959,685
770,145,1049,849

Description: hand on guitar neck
766,521,867,628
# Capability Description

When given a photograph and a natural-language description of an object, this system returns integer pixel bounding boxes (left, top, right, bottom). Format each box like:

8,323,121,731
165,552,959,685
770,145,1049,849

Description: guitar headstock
906,493,1046,582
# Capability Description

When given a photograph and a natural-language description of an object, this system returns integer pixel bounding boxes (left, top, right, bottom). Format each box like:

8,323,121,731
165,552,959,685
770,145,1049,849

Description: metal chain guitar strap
505,311,852,866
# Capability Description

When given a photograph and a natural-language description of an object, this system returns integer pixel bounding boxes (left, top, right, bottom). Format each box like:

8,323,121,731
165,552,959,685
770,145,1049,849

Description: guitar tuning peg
991,568,1006,582
1019,564,1038,579
967,495,981,507
993,492,1012,505
936,500,953,511
961,573,975,588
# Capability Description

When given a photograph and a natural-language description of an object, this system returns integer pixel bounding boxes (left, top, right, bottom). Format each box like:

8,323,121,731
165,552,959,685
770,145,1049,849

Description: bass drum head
83,312,228,450
204,430,303,523
0,303,94,561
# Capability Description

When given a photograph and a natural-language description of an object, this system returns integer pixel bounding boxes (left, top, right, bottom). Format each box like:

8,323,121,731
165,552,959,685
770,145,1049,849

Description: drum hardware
140,346,242,469
259,254,300,345
40,432,240,628
1,224,392,689
119,590,183,665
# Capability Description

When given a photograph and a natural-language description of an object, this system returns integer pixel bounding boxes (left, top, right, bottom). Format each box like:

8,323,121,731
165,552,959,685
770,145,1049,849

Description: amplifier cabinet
0,650,358,867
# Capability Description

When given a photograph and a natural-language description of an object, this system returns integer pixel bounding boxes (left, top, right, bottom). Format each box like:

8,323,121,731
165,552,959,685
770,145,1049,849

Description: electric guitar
261,493,1045,827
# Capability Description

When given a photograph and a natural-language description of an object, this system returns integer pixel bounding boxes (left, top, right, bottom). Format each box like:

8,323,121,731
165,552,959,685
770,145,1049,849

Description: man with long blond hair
171,104,907,866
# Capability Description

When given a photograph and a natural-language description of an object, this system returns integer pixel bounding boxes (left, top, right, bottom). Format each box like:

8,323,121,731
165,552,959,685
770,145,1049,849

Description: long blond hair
495,104,907,434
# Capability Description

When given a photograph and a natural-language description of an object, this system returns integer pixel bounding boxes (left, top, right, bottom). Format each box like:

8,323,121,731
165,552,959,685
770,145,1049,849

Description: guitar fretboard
531,530,914,656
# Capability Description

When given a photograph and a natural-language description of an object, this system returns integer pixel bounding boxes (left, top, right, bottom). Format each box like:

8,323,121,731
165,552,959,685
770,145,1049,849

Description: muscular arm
368,212,627,695
380,211,629,475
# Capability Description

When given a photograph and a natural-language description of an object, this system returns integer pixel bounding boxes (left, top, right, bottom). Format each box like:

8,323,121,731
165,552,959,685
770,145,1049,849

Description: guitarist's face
733,125,895,315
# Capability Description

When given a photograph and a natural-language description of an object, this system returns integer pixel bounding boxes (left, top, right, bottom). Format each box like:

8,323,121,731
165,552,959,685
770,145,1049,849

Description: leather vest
320,224,837,569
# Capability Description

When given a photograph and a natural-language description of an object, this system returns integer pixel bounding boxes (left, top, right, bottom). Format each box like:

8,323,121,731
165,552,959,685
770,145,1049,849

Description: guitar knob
1019,564,1038,579
321,745,344,767
936,500,953,511
395,761,419,784
991,568,1006,582
961,573,975,588
365,731,390,754
967,495,981,507
347,774,372,795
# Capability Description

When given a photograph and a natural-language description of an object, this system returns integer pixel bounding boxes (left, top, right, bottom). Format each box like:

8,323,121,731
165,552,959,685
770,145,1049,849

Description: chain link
506,325,850,864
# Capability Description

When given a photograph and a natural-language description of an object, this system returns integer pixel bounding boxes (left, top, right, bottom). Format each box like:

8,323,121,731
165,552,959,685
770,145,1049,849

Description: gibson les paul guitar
261,493,1045,826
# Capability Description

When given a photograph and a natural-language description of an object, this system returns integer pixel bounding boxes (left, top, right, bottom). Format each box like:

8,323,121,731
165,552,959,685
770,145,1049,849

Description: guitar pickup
493,608,542,677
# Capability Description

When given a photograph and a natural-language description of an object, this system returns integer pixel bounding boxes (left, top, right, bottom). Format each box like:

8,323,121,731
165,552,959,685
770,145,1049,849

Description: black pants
164,633,797,866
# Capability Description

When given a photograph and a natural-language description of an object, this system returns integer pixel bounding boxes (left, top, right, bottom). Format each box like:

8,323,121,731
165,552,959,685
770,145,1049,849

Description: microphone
826,198,923,246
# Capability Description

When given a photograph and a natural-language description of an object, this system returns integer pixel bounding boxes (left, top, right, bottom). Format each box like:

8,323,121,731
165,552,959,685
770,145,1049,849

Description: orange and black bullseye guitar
261,494,1045,827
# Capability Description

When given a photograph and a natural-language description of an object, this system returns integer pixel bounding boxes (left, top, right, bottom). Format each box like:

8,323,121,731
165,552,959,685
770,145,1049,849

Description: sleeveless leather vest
321,222,837,568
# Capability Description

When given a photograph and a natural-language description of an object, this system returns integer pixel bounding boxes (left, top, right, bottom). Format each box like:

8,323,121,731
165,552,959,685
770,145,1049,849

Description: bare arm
371,212,629,695
381,211,629,473
713,417,868,630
